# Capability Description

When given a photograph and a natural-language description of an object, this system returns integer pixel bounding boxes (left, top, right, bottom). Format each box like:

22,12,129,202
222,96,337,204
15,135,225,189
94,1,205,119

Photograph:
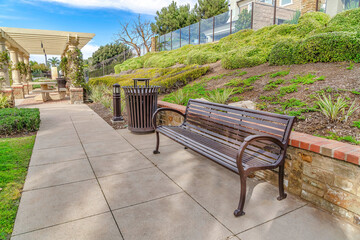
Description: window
258,0,273,4
280,0,293,6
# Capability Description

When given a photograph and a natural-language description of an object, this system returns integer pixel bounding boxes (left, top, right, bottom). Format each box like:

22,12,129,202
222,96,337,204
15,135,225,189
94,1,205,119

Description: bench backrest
184,99,295,145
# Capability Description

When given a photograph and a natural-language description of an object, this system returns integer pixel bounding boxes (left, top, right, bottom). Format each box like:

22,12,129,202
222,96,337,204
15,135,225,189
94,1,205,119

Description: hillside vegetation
113,9,360,72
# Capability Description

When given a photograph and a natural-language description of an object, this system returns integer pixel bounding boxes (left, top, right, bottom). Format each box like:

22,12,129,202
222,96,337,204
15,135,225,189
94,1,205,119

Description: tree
116,15,154,57
30,61,49,73
151,1,197,35
91,43,129,66
235,9,251,32
194,0,229,20
48,57,60,67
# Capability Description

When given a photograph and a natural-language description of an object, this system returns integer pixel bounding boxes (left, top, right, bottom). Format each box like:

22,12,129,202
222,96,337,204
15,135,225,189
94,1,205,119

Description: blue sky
0,0,196,62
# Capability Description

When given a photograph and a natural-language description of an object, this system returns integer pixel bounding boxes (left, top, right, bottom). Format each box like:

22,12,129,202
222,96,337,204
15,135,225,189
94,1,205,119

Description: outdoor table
29,81,57,102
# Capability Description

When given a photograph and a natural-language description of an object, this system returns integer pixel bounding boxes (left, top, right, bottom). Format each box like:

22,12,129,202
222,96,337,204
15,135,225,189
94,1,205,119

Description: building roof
0,27,95,55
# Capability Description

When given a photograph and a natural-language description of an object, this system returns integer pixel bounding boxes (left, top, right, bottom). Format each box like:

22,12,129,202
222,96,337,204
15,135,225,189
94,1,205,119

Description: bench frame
152,100,295,217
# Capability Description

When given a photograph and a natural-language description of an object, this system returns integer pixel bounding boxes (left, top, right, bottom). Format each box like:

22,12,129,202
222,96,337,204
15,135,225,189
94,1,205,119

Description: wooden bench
152,99,295,216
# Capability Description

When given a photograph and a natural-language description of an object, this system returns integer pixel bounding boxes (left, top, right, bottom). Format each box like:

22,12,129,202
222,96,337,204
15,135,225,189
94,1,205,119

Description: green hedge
269,39,297,65
186,50,222,65
269,32,360,65
0,108,40,136
153,66,210,90
327,8,360,32
221,52,266,69
295,32,360,63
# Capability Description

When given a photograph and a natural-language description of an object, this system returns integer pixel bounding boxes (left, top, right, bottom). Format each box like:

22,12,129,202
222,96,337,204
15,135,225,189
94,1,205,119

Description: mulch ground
169,61,360,142
87,103,128,130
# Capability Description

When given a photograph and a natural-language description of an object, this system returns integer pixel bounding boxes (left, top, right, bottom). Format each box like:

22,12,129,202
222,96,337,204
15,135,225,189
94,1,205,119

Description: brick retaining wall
157,100,360,225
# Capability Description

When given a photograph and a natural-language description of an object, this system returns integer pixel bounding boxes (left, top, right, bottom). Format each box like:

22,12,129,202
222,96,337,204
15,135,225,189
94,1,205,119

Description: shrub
269,40,298,65
154,66,210,90
0,108,40,135
295,32,360,64
205,88,234,104
144,54,177,68
0,94,11,109
186,50,222,65
222,53,266,69
327,8,360,32
296,12,331,36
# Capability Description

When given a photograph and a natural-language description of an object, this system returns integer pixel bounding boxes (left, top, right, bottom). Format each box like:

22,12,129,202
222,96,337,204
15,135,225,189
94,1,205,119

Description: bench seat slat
158,126,279,170
190,101,290,124
189,104,287,130
187,108,285,138
184,123,280,160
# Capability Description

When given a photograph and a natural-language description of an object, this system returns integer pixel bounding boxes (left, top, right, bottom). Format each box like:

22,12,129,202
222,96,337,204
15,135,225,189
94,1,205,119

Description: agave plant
316,94,359,122
172,89,188,105
205,88,234,104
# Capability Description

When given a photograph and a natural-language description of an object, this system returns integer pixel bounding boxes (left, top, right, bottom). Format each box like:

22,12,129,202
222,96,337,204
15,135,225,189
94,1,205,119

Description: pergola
0,27,95,99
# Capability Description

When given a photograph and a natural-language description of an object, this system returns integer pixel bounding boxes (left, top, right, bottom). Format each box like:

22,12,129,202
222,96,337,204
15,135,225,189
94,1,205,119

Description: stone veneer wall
70,87,83,104
157,101,360,226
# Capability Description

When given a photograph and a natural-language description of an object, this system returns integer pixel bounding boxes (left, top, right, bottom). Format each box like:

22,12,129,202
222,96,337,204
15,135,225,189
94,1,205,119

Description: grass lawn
0,136,35,240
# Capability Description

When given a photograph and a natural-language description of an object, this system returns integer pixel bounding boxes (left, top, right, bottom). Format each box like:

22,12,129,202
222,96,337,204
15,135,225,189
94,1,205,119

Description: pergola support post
66,36,84,104
24,55,31,93
9,47,24,99
0,38,10,89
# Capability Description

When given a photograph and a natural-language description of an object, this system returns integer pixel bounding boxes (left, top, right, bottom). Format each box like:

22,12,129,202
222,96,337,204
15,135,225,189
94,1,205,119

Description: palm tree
48,57,60,67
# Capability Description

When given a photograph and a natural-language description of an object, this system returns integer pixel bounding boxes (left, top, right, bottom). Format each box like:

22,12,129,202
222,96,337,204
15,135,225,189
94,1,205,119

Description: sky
0,0,197,63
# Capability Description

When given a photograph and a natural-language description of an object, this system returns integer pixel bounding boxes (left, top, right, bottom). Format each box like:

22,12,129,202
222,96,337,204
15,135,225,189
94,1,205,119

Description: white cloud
81,43,99,59
37,0,198,15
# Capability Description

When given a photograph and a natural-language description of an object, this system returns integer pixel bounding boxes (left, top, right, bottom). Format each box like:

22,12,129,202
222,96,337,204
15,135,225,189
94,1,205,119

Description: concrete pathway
12,103,360,240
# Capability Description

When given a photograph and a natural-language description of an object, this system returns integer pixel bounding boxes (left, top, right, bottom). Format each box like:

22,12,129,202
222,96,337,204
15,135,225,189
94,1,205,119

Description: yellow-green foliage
89,65,209,92
113,10,360,72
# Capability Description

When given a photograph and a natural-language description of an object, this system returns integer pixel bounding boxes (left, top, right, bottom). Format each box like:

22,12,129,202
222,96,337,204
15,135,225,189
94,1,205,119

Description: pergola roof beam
0,27,95,55
0,29,29,56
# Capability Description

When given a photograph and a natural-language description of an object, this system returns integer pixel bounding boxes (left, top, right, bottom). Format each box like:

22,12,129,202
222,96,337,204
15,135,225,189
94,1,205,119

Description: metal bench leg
234,174,247,217
153,131,160,154
277,163,287,200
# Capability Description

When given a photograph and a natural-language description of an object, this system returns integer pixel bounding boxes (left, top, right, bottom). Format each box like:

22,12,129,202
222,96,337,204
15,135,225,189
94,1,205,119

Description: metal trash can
122,78,160,133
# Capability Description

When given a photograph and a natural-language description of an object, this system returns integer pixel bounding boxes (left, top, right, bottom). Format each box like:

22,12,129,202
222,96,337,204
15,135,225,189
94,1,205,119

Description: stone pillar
18,52,25,83
23,55,32,94
66,37,80,88
0,38,10,88
9,47,21,85
70,87,83,104
9,47,24,99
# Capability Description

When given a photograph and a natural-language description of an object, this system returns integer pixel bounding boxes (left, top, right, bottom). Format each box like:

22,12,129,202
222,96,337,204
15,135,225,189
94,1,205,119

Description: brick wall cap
70,87,83,92
11,85,24,89
157,101,360,166
0,89,13,93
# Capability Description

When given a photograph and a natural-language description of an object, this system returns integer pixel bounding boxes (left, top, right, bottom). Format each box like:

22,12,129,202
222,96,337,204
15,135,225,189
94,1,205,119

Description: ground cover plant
0,108,40,136
89,65,209,92
112,9,360,72
161,62,360,145
0,136,35,239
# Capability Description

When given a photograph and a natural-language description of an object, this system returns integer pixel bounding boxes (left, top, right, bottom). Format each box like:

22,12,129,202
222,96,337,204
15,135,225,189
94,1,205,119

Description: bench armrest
236,135,286,172
152,108,186,129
